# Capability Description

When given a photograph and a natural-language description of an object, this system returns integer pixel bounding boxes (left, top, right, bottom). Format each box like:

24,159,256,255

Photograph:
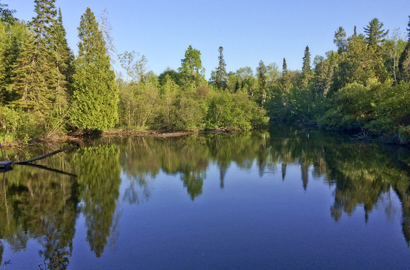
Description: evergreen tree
51,7,73,97
281,58,291,91
256,60,267,106
399,16,410,82
11,0,55,110
334,27,347,54
0,0,17,23
72,7,118,130
10,25,45,109
11,0,69,133
215,46,227,89
300,45,313,88
363,18,389,47
30,0,59,95
354,26,357,37
314,58,327,95
326,52,335,95
0,19,27,103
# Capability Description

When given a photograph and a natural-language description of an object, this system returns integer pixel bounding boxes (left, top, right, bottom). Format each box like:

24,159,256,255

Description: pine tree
314,58,327,95
72,7,118,130
363,18,389,47
334,27,347,54
281,58,291,91
11,0,68,125
0,0,17,23
30,0,58,96
10,25,46,110
51,7,73,96
300,45,312,88
354,26,357,37
215,46,227,89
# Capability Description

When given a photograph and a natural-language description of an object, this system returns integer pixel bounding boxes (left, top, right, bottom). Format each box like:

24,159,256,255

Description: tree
0,0,17,23
399,16,410,82
384,28,407,84
179,45,205,88
256,60,267,105
118,50,147,83
281,58,292,91
99,8,116,65
300,45,313,88
215,46,227,89
364,18,389,47
50,7,73,102
334,27,347,54
72,7,118,130
12,0,63,116
266,62,280,87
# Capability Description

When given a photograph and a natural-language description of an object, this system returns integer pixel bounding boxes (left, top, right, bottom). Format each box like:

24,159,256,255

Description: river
1,128,410,269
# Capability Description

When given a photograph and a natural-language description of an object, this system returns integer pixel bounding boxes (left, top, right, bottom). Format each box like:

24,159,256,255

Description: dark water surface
1,129,410,269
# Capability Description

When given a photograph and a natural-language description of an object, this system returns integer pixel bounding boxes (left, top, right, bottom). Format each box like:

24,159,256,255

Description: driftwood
14,146,76,164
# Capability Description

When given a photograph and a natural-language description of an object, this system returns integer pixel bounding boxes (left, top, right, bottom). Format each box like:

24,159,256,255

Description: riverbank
0,127,237,149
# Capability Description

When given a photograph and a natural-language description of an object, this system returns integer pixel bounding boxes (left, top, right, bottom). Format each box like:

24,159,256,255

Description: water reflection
0,130,409,268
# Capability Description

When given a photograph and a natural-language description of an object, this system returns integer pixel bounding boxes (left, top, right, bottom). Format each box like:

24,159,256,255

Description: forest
0,0,409,144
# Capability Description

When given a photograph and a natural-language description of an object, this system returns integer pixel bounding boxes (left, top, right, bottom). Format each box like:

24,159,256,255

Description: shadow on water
0,129,409,268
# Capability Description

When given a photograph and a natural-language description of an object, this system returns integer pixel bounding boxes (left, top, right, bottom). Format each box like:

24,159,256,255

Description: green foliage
364,18,389,47
73,144,121,257
0,1,17,23
1,3,410,141
71,8,118,130
179,45,205,88
334,27,347,54
300,46,313,88
398,126,410,144
206,91,268,130
215,46,227,89
319,81,410,135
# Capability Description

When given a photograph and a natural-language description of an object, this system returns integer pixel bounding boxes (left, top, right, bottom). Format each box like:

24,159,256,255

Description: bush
398,126,410,144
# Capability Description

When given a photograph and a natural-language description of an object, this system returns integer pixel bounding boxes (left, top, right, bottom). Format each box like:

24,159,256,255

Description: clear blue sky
10,0,410,79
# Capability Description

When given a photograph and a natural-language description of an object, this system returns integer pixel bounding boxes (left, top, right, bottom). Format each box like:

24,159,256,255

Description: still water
1,129,410,269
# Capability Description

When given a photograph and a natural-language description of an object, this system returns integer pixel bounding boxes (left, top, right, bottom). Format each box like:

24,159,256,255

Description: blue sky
10,0,410,79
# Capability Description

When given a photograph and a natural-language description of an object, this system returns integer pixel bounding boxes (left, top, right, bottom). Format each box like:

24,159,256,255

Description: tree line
0,0,409,143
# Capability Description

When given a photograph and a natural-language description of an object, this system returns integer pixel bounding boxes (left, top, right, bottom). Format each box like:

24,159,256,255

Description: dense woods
0,0,410,144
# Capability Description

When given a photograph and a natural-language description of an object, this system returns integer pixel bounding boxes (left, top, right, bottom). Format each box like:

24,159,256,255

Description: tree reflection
73,144,121,258
0,145,78,269
0,129,410,262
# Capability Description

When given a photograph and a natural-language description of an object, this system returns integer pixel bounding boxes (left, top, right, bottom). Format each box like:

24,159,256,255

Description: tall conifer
51,7,73,97
72,7,118,130
300,46,312,88
281,58,291,91
334,27,347,54
364,18,389,47
215,46,227,89
11,0,68,125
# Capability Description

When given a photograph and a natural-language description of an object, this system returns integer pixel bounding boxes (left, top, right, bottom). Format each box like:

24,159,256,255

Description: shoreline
1,128,235,149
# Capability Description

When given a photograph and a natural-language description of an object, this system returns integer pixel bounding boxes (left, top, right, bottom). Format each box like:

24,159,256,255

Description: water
1,129,410,269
